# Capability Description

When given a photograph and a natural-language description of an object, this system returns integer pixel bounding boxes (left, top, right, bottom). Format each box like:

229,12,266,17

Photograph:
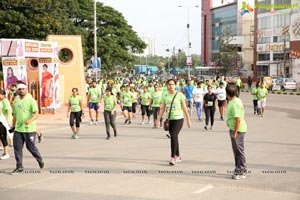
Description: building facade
202,0,254,77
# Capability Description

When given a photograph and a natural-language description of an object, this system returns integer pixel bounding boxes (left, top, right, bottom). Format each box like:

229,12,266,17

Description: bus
194,66,224,80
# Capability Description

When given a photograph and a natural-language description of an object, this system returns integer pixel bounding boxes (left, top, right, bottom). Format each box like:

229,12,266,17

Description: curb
241,90,300,95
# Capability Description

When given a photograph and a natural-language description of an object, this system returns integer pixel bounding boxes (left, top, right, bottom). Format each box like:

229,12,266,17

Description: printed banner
39,59,60,110
2,58,28,89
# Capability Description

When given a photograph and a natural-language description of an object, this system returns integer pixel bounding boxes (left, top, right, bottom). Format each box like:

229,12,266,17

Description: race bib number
166,105,175,112
208,101,213,107
91,95,97,101
105,105,112,110
71,105,78,111
124,98,130,103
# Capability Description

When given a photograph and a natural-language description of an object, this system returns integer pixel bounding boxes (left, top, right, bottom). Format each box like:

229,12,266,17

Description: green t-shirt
132,92,138,103
88,87,101,103
257,87,268,100
1,98,12,125
123,91,133,107
140,92,151,106
235,79,242,87
148,86,154,94
12,94,38,133
251,88,258,100
226,97,247,133
68,95,82,112
161,92,185,120
151,91,162,107
104,94,116,111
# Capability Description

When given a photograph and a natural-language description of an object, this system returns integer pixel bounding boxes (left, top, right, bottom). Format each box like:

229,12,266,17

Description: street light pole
178,5,199,80
94,0,99,78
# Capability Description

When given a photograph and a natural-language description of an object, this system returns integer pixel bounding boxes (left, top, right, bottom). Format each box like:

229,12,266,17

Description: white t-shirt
192,87,204,102
216,87,226,100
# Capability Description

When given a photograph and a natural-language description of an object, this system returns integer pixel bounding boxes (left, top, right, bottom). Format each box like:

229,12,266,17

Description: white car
273,78,297,91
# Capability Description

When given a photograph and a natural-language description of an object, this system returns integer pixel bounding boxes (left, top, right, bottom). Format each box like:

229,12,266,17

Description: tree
0,0,146,71
212,26,240,76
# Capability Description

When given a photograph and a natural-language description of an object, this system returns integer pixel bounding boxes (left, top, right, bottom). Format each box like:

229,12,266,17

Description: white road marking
0,176,58,192
193,184,214,194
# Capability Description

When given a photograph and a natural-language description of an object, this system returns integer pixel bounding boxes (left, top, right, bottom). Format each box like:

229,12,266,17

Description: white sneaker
89,121,94,125
140,121,145,125
0,153,10,160
94,121,98,125
147,121,151,124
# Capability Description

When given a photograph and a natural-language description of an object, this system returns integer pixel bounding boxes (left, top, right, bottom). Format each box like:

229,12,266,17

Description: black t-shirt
203,93,217,107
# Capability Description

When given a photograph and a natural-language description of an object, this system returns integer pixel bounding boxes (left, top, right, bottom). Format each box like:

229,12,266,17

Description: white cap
17,83,27,89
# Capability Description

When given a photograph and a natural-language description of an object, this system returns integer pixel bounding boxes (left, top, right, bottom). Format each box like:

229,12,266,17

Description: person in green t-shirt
235,77,242,97
251,82,259,115
11,82,44,173
87,80,102,125
67,88,83,139
256,83,268,117
103,87,117,140
0,89,11,160
122,85,134,125
131,87,139,118
140,86,152,124
226,84,247,180
156,79,191,166
150,85,162,128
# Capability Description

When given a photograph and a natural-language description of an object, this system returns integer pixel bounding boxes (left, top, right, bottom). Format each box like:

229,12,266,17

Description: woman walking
103,88,117,140
156,79,191,165
67,88,83,139
203,85,218,130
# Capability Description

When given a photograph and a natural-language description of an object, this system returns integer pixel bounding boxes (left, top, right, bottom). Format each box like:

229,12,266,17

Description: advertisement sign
39,58,60,110
2,58,28,89
186,56,193,66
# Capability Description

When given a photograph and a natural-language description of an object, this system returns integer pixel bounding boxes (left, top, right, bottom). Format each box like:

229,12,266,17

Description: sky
99,0,203,57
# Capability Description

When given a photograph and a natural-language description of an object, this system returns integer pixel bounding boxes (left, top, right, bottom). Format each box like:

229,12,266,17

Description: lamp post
178,5,199,80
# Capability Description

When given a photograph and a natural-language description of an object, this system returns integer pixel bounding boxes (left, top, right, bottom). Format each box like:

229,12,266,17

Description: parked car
273,78,297,91
270,76,283,90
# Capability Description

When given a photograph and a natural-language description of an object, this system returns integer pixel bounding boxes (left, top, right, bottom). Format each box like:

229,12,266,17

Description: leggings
169,119,184,157
0,122,8,147
141,105,151,116
204,106,216,126
152,107,162,124
70,111,81,128
132,102,137,114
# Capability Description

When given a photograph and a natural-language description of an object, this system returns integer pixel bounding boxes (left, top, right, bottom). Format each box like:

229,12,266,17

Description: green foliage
0,0,146,71
212,26,240,76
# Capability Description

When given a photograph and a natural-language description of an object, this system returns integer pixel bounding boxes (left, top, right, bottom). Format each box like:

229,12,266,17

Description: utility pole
94,0,98,79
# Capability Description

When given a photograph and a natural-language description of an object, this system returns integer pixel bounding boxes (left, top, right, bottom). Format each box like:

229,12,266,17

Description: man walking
183,80,194,116
11,82,44,173
87,80,101,125
226,85,247,180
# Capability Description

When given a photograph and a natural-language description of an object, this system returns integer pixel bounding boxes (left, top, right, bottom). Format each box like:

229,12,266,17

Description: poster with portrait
290,13,300,41
39,58,55,110
2,58,28,90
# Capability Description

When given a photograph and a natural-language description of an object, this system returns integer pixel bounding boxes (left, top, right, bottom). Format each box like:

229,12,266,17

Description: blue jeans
195,101,203,119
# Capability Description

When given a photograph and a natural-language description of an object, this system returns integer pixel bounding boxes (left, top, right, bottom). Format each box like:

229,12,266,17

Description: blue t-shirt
184,85,194,99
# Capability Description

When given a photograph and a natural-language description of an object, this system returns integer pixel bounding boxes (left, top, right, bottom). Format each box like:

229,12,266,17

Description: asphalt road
0,92,299,200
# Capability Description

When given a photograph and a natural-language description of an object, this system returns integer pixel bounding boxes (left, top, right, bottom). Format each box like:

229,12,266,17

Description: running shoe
89,121,94,125
106,136,110,140
140,121,145,125
210,126,214,130
232,173,246,180
166,133,171,138
74,134,79,139
175,156,182,163
38,133,43,143
0,153,10,160
94,121,99,125
169,157,176,165
124,119,129,124
204,126,208,130
39,161,45,169
11,167,24,174
128,121,131,125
